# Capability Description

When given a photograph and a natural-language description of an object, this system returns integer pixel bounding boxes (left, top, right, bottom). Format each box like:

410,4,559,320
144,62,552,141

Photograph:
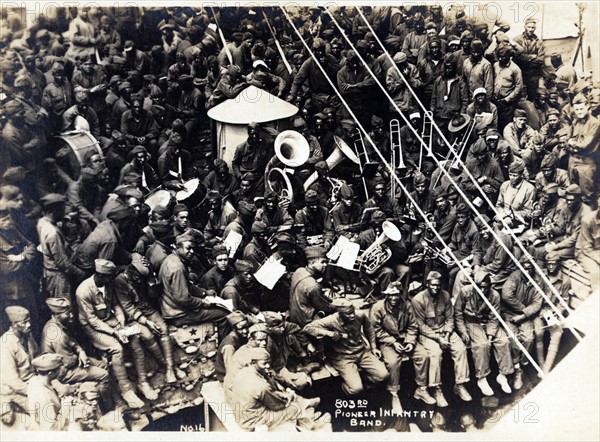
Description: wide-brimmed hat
448,113,471,133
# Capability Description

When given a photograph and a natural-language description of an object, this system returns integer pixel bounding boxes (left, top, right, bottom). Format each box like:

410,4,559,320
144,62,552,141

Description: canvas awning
207,85,298,124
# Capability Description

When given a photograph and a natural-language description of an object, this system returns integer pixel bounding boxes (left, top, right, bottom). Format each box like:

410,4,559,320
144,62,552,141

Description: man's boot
161,336,186,383
543,338,561,374
414,386,436,405
477,376,494,396
496,373,512,394
122,389,145,409
131,339,159,400
433,386,449,407
513,366,523,390
454,383,473,402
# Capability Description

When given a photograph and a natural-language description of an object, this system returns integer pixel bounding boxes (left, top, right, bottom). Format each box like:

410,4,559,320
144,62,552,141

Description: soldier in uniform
27,353,68,431
304,298,389,396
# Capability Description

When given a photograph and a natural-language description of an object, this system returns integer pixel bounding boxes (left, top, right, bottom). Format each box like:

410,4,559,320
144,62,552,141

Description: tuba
267,130,310,205
303,135,360,191
357,221,402,275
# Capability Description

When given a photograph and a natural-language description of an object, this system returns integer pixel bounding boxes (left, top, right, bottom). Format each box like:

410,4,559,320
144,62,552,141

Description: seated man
229,347,330,431
200,245,235,294
215,311,250,382
370,285,433,409
0,306,38,411
534,252,570,374
503,109,535,158
495,159,536,227
158,234,230,339
411,271,472,407
501,256,543,390
294,189,335,250
27,353,69,431
41,298,109,386
109,254,185,384
289,246,334,327
304,298,389,396
76,259,153,408
454,270,514,396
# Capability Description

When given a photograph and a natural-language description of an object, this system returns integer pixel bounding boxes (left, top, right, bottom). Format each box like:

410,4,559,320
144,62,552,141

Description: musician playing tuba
357,210,411,297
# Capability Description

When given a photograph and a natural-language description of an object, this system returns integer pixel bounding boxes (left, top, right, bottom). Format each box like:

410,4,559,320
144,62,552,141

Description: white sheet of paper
337,240,361,270
254,258,287,290
327,235,348,261
223,230,243,257
204,296,234,311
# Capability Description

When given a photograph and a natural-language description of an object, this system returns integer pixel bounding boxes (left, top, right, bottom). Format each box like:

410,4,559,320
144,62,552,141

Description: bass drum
53,131,103,180
176,179,207,210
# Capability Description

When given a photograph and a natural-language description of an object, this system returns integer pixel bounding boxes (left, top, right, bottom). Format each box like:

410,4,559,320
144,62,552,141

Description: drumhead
176,178,199,201
145,190,172,211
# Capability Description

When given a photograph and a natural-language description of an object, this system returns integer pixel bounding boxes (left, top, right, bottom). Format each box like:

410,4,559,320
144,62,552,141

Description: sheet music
254,257,287,290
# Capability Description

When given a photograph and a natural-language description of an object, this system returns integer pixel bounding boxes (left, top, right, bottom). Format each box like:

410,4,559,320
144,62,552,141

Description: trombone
419,111,434,171
389,118,406,201
449,116,476,171
352,128,380,200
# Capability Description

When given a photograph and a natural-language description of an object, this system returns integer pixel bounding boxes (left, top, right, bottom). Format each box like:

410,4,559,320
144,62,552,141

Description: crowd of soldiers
0,4,599,432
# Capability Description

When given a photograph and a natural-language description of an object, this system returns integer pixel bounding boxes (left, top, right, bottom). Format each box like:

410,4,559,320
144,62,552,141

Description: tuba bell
267,130,310,205
358,221,402,275
274,130,310,168
303,135,360,191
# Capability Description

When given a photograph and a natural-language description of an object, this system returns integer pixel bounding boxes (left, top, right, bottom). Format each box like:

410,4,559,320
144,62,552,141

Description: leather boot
535,340,545,369
161,336,186,383
543,336,561,373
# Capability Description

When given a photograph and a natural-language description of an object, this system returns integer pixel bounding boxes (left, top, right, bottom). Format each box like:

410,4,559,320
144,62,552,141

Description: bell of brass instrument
267,130,311,205
303,135,360,191
274,130,310,168
358,221,402,275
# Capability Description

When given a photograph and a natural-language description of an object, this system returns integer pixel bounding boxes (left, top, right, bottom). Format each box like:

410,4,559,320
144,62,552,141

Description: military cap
304,189,320,204
109,75,121,86
545,251,561,262
275,232,296,245
263,189,279,200
470,138,487,155
105,205,134,222
248,323,268,335
546,108,560,118
472,87,487,98
247,347,270,362
455,202,470,214
473,269,491,285
94,259,117,275
305,246,326,260
32,353,63,371
114,186,143,200
238,201,257,217
340,119,356,129
40,193,67,208
234,260,254,272
242,32,254,41
206,190,222,201
524,17,537,25
474,214,491,229
371,210,386,223
514,109,527,119
393,52,407,64
508,159,525,174
46,297,71,313
251,220,268,234
413,171,428,185
485,128,500,140
212,245,228,258
241,172,255,182
175,233,195,245
173,203,189,215
371,115,384,127
117,81,132,92
331,297,355,313
540,153,557,169
564,184,582,196
382,285,400,295
426,270,443,282
339,184,354,198
431,186,447,200
5,306,29,323
226,311,247,326
178,74,194,84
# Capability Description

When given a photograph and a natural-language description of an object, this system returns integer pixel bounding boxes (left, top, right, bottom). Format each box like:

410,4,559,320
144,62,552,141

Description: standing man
493,42,523,131
411,271,472,407
513,18,546,101
232,122,271,192
565,93,599,203
304,298,389,396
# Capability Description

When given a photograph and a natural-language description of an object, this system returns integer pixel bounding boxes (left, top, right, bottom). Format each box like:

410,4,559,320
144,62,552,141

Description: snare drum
53,131,103,180
176,178,207,210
